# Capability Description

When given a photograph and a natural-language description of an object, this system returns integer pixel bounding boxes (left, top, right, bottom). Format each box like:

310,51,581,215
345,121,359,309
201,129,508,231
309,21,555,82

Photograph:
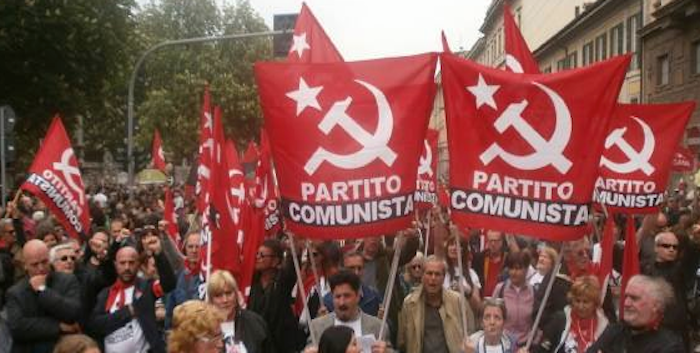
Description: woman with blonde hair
168,300,224,353
207,269,272,353
53,334,100,353
533,275,609,353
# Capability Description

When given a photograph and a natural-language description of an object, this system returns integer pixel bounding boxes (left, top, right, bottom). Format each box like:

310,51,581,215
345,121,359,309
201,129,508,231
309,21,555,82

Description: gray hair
628,274,674,311
654,231,677,245
0,218,12,228
424,255,448,275
49,243,75,263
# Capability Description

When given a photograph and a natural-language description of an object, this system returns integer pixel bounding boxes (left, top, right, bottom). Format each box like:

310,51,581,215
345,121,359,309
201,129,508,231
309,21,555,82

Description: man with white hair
49,243,77,274
587,274,684,353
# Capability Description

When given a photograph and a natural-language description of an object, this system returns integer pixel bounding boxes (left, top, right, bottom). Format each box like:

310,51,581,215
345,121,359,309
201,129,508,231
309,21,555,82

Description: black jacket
642,260,688,334
586,323,684,353
5,272,82,353
88,252,175,353
232,309,275,353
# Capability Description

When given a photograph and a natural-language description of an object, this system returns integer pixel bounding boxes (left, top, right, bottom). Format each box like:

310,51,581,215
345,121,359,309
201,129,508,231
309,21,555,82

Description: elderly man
5,239,82,353
49,242,77,274
89,238,176,353
308,270,389,353
398,255,475,353
587,275,684,353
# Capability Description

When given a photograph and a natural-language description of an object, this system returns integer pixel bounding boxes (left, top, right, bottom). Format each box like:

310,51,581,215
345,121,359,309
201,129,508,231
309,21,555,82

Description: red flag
595,102,695,213
437,181,450,208
441,30,452,53
242,141,259,166
196,86,213,213
672,145,696,172
287,3,343,63
416,129,439,209
503,4,540,74
254,129,282,236
619,216,640,319
164,187,180,248
442,53,630,240
151,129,166,172
255,53,438,239
240,205,265,300
21,116,90,239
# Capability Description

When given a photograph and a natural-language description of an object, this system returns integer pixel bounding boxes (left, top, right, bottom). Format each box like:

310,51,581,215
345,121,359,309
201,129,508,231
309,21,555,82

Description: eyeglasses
657,243,679,250
59,255,77,262
197,332,223,344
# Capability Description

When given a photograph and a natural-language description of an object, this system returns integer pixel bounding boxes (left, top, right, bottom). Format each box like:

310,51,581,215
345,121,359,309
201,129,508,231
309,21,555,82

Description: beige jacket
397,286,475,353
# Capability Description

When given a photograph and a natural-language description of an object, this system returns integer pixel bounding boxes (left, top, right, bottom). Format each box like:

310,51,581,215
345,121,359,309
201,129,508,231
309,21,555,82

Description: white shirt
104,287,149,353
334,312,363,337
222,321,248,353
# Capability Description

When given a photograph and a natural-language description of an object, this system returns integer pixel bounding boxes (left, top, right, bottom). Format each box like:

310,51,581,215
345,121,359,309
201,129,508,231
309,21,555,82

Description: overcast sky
244,0,492,61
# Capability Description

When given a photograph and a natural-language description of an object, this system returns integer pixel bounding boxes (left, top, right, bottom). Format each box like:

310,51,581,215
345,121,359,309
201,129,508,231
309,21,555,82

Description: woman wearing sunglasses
464,297,517,353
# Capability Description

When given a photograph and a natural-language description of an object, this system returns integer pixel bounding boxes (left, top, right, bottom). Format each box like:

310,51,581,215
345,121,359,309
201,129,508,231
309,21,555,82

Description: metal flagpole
378,234,404,341
289,234,318,346
525,250,564,350
454,234,470,340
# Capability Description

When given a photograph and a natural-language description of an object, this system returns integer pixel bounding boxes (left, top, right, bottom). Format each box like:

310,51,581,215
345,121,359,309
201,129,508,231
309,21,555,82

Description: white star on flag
467,74,500,110
289,33,310,58
286,77,323,116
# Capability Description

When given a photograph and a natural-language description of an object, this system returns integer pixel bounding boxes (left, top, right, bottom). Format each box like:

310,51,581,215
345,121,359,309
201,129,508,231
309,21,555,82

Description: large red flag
163,187,180,248
595,102,695,213
416,129,439,209
152,129,166,172
287,3,343,63
442,53,630,240
256,53,438,239
503,4,540,74
21,116,90,239
196,86,213,213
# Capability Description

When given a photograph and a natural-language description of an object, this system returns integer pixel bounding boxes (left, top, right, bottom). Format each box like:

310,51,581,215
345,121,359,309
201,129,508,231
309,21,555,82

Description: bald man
89,241,176,353
5,239,82,353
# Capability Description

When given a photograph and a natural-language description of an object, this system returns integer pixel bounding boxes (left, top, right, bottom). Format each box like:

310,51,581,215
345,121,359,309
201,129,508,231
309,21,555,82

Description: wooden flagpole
377,233,404,341
289,234,318,346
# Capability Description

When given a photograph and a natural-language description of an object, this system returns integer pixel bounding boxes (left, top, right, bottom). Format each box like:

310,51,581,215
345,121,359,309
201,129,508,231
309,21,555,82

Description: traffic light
273,13,298,58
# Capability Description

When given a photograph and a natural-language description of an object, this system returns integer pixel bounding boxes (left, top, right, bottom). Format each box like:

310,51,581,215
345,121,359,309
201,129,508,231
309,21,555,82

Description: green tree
0,0,139,166
134,0,271,163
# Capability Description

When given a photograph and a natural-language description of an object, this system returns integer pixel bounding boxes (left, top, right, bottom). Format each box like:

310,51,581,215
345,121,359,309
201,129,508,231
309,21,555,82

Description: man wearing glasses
642,231,691,347
49,243,78,274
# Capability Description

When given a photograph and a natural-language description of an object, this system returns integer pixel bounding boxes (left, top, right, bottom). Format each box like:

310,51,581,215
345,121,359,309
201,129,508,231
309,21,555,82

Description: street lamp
126,29,289,197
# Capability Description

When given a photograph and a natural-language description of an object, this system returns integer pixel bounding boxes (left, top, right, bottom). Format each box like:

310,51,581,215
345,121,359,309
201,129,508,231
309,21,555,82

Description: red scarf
571,312,597,351
184,259,201,279
105,279,135,311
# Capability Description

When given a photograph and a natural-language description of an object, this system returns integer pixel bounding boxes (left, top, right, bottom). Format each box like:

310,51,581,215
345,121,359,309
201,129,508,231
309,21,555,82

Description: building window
693,40,700,75
627,13,641,70
657,54,670,86
582,42,594,66
568,51,578,69
557,58,567,71
543,66,552,73
610,23,624,57
595,34,607,62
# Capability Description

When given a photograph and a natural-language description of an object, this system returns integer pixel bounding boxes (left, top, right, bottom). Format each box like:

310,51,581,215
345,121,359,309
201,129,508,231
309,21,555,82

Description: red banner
164,187,180,248
287,3,343,63
595,102,695,212
672,145,696,172
196,86,213,213
503,4,540,74
21,116,90,239
256,53,438,239
152,129,166,172
415,129,439,209
442,53,630,240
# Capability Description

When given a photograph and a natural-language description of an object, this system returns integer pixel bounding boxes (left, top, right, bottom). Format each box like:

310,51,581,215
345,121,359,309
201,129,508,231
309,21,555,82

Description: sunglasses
60,255,77,262
657,243,678,250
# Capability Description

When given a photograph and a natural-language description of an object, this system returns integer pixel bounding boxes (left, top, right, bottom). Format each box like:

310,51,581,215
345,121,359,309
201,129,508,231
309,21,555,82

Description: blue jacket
322,283,381,316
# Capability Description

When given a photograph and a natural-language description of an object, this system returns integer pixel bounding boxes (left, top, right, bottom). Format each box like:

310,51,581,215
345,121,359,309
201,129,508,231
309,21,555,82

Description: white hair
628,274,674,311
49,243,75,263
654,231,677,245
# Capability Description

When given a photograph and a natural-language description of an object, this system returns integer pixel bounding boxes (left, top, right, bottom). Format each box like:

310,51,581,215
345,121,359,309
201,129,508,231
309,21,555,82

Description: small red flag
441,30,452,53
152,129,166,172
672,145,696,172
287,3,343,63
503,4,540,74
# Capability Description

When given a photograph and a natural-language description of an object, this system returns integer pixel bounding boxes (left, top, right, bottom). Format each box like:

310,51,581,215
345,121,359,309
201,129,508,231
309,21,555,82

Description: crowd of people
1,183,699,353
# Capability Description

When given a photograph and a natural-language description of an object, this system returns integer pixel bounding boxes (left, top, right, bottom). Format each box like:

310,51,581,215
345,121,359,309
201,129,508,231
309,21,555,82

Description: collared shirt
493,280,534,345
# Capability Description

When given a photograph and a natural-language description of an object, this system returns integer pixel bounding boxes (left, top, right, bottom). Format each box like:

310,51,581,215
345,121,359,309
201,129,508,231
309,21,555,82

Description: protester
303,326,360,353
5,239,82,353
399,252,424,298
587,274,684,352
493,251,535,347
165,231,202,328
529,246,558,291
168,300,224,353
464,298,517,353
207,269,272,353
533,275,608,353
49,242,77,274
472,230,511,297
308,270,389,352
443,233,482,312
53,334,101,353
323,251,382,316
398,255,474,353
88,241,176,353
